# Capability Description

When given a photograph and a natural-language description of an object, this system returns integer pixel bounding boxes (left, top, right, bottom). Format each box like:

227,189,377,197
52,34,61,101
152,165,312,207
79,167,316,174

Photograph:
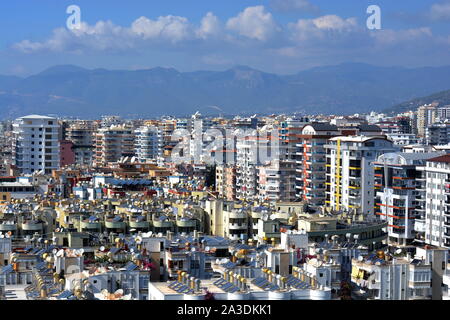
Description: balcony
22,221,43,231
0,222,17,232
129,220,150,229
153,220,173,228
229,211,247,219
80,221,102,230
105,221,127,229
229,223,248,230
176,219,196,228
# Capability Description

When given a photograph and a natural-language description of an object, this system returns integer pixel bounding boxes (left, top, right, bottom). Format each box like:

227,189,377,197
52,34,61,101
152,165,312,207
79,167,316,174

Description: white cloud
10,7,450,72
429,1,450,21
288,15,359,42
226,6,280,41
196,12,221,39
270,0,320,13
131,15,192,42
371,27,433,45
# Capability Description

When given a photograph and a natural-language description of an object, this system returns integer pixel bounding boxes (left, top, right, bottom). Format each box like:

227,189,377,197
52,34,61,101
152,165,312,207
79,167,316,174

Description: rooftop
427,154,450,164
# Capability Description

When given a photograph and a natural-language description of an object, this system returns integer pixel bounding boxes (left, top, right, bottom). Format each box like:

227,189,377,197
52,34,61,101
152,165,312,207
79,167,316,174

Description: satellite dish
395,248,402,255
205,246,210,251
55,228,60,232
52,249,58,255
0,234,4,238
56,249,65,257
100,246,105,252
358,256,364,262
130,248,134,253
78,248,85,255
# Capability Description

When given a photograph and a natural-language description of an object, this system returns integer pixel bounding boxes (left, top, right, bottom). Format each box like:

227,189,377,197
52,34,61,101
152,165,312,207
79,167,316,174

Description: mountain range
0,63,450,119
384,89,450,115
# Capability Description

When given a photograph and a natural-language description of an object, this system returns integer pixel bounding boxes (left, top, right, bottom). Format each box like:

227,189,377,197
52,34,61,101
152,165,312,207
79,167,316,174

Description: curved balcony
0,222,17,232
105,221,127,229
229,223,248,230
228,211,247,219
22,221,43,231
129,220,150,229
80,221,102,230
176,219,197,228
153,220,173,228
251,211,262,219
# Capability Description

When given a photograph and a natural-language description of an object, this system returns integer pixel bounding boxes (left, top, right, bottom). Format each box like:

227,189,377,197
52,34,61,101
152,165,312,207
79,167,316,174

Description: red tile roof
428,154,450,163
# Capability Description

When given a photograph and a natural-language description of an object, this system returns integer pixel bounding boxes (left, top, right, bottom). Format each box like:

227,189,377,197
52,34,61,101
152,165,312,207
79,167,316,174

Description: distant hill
1,63,450,119
384,89,450,114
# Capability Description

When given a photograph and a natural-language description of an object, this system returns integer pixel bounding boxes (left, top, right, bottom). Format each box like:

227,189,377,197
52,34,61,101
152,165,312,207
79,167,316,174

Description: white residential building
12,115,60,174
374,152,441,246
325,136,397,216
424,154,450,248
351,255,432,300
135,126,162,162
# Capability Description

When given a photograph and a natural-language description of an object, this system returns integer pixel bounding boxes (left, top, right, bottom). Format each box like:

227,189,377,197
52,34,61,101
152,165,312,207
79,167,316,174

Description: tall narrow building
296,123,339,207
135,126,162,162
374,152,441,246
424,154,450,248
12,115,60,174
325,136,397,216
94,126,135,166
417,104,437,138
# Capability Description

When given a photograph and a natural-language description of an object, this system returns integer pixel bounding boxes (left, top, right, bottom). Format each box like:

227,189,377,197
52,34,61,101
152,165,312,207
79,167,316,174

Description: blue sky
0,0,449,76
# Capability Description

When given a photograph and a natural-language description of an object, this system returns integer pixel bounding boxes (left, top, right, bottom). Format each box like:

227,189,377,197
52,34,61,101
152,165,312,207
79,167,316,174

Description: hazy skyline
1,0,450,76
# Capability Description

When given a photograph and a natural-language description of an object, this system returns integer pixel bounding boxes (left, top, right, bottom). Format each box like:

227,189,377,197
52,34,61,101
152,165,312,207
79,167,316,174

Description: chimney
276,275,282,288
332,235,339,246
346,233,352,243
195,279,201,292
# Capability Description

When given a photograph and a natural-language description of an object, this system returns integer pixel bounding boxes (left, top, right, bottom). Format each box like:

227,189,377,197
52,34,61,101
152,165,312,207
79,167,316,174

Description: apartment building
417,104,437,137
94,126,135,166
257,160,297,202
374,152,441,246
386,133,419,146
203,200,249,241
325,136,397,216
296,123,339,207
426,122,450,146
437,105,450,121
66,121,95,166
424,154,450,248
135,126,162,162
235,132,276,200
12,115,60,174
224,166,237,200
351,253,432,300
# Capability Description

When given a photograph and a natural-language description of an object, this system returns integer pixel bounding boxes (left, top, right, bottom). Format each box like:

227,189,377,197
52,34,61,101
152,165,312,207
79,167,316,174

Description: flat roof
328,136,388,143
